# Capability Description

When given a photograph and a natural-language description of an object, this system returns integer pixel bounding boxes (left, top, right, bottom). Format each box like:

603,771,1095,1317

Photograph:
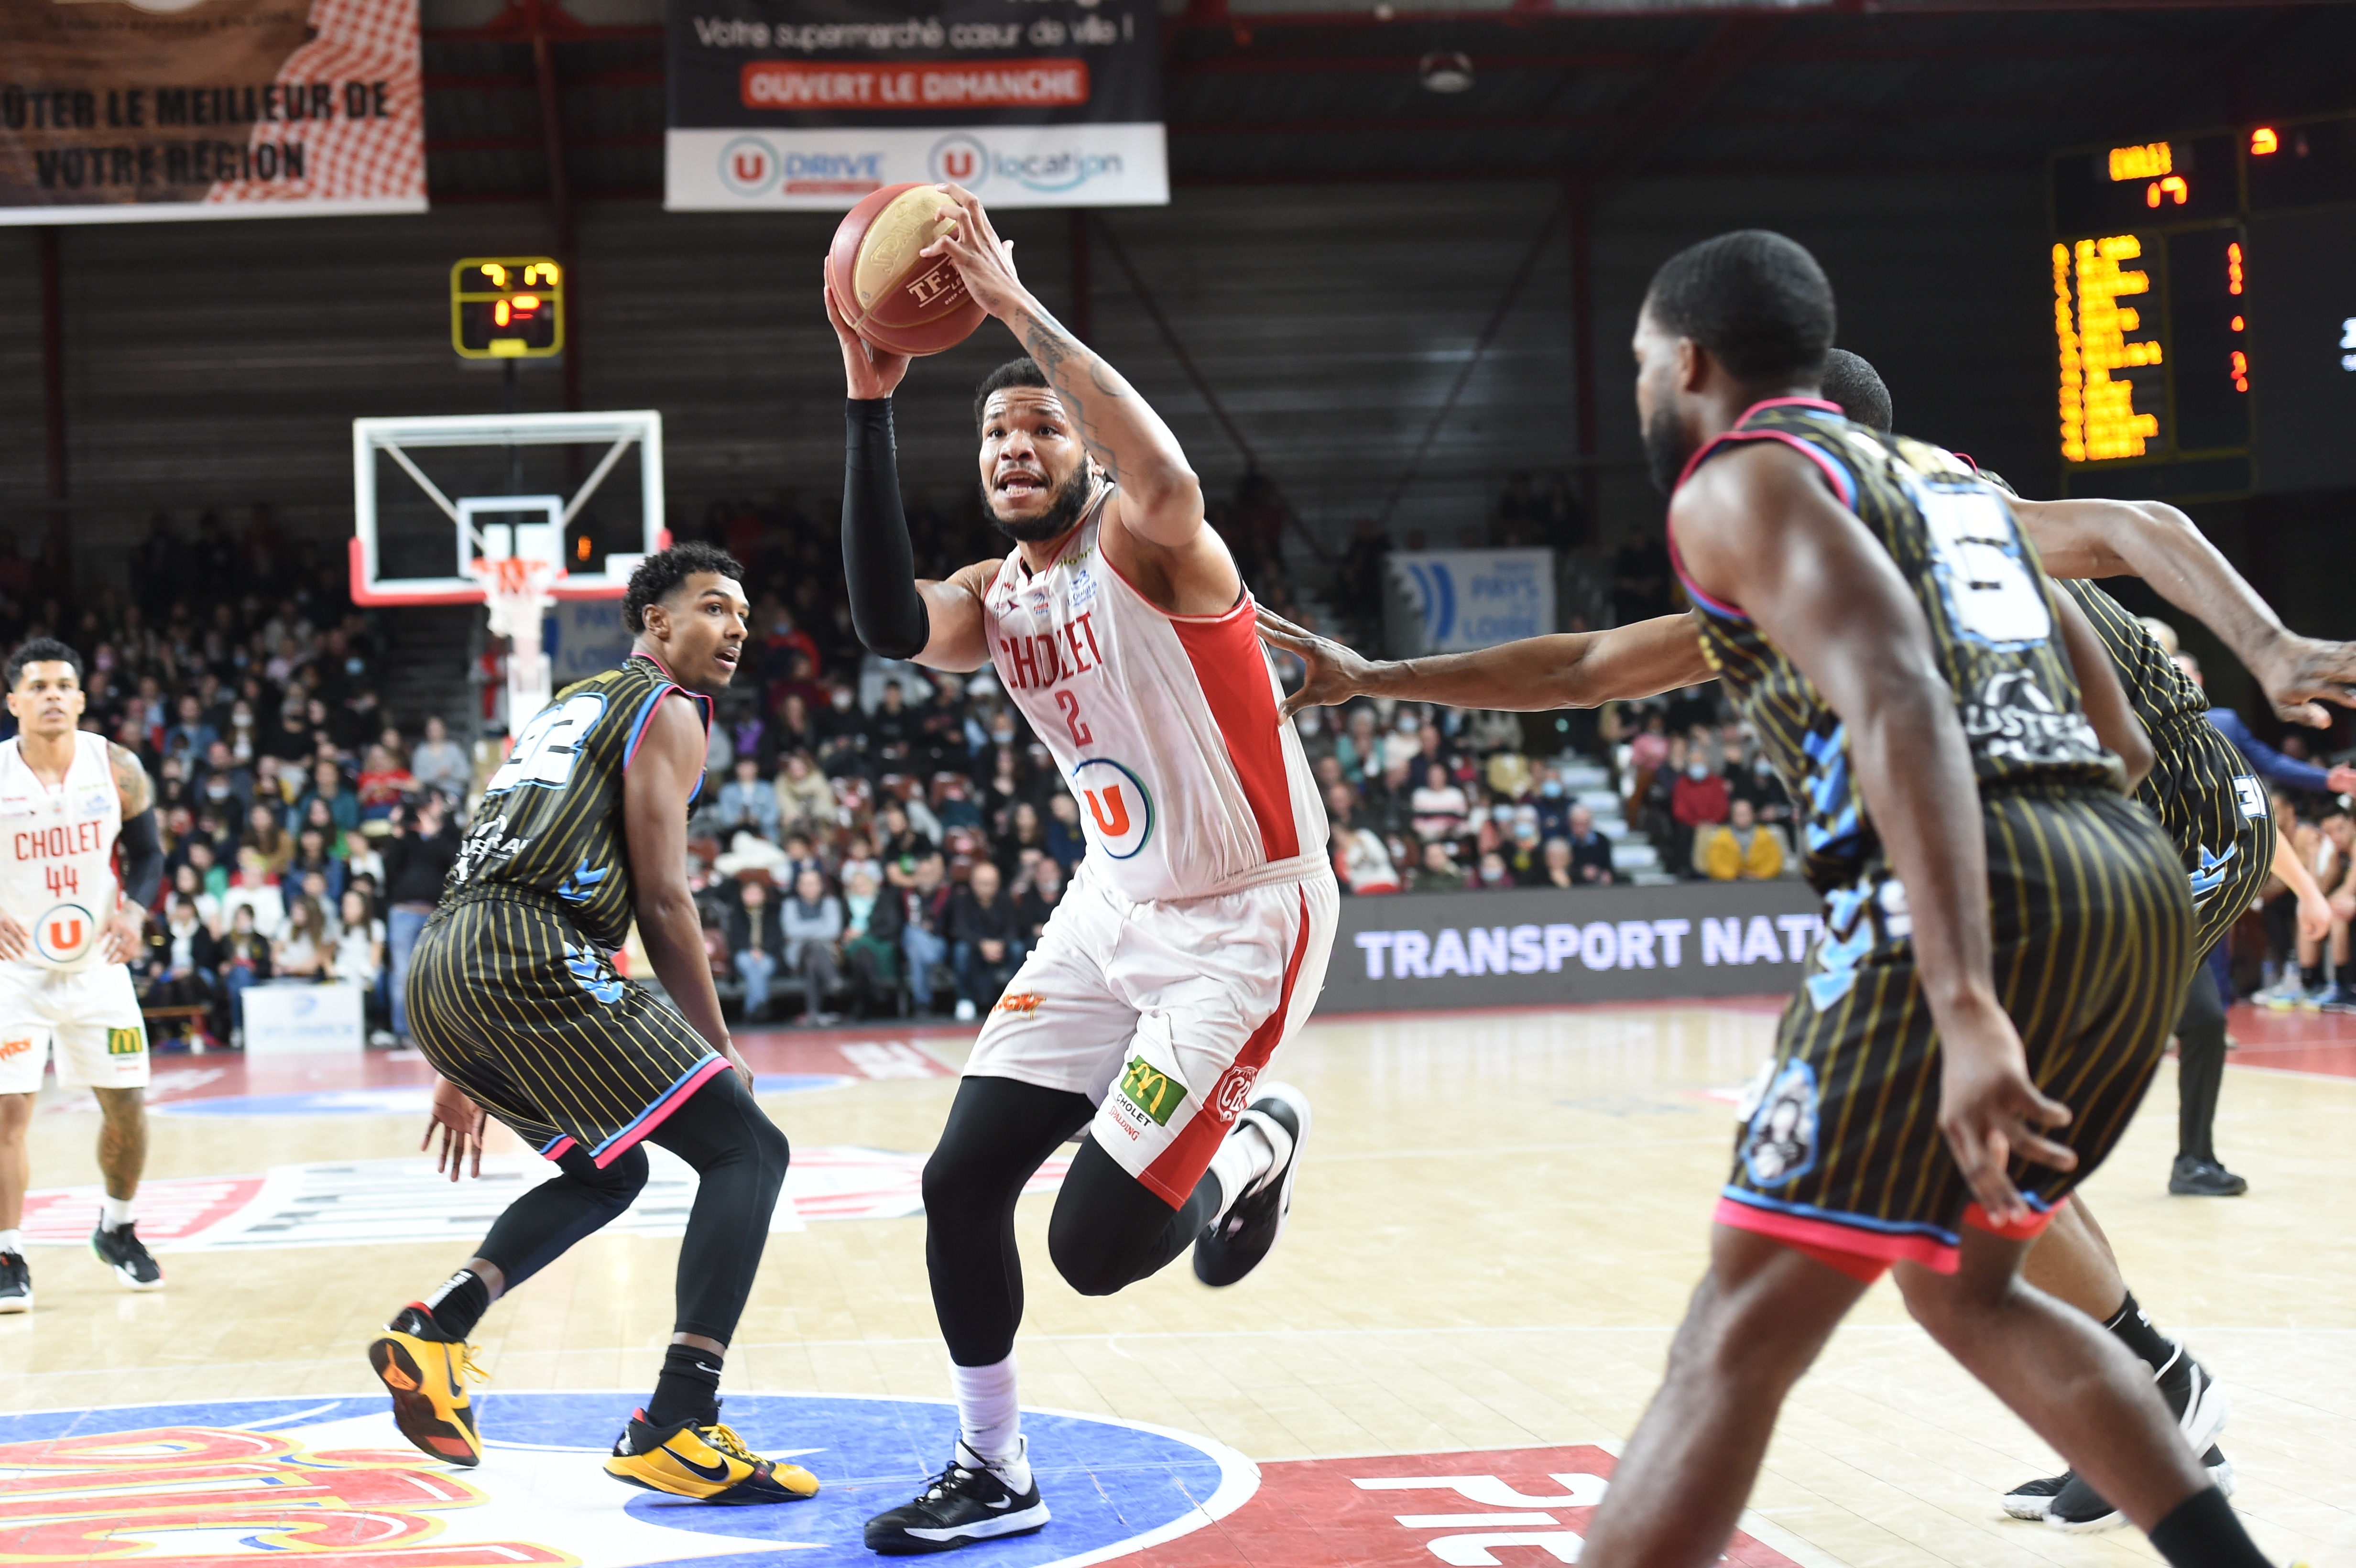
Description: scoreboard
2049,110,2356,499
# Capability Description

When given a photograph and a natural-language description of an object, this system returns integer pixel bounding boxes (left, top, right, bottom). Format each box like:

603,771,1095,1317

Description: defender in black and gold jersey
366,544,819,1509
1563,233,2259,1568
1257,342,2353,1555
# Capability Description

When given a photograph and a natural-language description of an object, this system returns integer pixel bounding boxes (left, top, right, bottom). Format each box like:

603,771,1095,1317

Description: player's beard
984,463,1096,544
1641,403,1693,496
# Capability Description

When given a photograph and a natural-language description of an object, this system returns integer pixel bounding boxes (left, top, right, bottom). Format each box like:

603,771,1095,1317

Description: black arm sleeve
842,397,933,661
119,807,165,909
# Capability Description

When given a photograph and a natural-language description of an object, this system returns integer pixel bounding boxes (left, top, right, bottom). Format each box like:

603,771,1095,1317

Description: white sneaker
953,998,977,1022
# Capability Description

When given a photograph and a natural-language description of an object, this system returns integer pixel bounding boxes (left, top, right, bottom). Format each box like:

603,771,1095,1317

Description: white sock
949,1355,1028,1489
1206,1114,1285,1223
0,1229,22,1255
100,1197,133,1231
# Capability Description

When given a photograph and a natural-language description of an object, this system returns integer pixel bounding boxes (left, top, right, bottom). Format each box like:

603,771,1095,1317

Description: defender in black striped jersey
1260,351,2351,1543
1587,233,2274,1568
1263,232,2274,1568
366,545,818,1509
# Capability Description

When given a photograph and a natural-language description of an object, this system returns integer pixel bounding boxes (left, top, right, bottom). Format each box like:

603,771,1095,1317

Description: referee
365,544,817,1508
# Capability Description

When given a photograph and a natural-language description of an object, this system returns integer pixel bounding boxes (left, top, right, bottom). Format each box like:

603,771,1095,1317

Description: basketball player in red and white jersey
0,638,169,1312
827,186,1337,1555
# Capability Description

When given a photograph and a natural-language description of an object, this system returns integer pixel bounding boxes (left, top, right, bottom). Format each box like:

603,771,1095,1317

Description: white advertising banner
664,120,1165,210
1384,548,1556,658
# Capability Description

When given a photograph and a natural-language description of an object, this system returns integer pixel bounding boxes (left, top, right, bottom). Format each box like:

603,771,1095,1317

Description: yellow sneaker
604,1405,819,1504
367,1305,488,1467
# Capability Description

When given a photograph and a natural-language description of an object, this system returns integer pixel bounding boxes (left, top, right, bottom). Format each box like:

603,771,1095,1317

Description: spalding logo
34,902,95,964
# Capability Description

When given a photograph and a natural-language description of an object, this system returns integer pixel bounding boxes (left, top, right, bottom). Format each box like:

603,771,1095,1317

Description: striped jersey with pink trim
1672,400,2116,894
984,512,1327,903
439,652,712,951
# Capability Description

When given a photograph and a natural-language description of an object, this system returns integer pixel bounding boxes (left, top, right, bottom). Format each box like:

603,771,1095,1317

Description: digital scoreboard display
2049,111,2356,498
451,257,564,360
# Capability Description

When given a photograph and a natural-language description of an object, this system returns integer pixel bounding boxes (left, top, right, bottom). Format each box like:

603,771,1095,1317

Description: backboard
349,410,668,606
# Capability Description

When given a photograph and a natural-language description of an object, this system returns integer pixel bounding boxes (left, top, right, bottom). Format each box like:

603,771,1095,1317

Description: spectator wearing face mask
1335,707,1382,785
1291,706,1337,771
816,681,870,777
1504,806,1546,883
1381,712,1425,775
1670,744,1731,880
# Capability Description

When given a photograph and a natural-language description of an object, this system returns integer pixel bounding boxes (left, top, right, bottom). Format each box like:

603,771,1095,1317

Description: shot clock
451,258,565,360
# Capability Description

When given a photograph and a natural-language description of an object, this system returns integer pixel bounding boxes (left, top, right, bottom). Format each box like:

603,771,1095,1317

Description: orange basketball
827,183,989,357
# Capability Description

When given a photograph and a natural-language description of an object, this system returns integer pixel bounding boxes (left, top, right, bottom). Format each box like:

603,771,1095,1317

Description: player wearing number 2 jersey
831,185,1335,1557
0,638,168,1313
368,546,818,1510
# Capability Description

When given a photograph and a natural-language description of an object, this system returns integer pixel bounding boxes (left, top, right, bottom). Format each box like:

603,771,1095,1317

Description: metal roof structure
419,0,2356,203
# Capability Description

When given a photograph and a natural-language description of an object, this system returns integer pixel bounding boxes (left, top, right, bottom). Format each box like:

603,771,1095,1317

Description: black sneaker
2044,1345,2229,1534
91,1222,164,1291
2169,1156,2249,1197
1192,1082,1310,1288
864,1439,1049,1555
0,1251,29,1314
2009,1448,2233,1525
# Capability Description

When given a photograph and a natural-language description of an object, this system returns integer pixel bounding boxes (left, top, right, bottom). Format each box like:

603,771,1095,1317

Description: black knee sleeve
645,1069,794,1344
477,1143,650,1291
922,1076,1094,1366
1047,1138,1215,1298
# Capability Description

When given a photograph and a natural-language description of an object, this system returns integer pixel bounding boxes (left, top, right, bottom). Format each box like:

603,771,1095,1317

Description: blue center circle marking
0,1392,1255,1568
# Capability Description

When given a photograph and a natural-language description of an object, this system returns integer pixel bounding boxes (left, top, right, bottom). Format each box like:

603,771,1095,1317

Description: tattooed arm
922,186,1237,614
107,741,163,963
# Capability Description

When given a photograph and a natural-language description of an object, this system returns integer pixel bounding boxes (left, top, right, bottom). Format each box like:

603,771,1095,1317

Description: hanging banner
0,0,425,225
665,0,1166,211
1385,548,1557,658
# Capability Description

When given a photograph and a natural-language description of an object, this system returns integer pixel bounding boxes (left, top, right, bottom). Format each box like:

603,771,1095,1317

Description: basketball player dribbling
0,637,168,1311
1262,346,2356,1534
825,185,1337,1555
366,546,817,1507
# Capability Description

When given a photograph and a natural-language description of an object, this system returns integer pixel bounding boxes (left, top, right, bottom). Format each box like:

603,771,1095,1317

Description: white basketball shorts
964,859,1338,1206
0,962,149,1094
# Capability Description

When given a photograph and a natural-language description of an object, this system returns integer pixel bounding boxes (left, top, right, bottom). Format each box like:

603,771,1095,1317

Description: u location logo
1069,758,1153,860
928,132,988,187
719,135,778,196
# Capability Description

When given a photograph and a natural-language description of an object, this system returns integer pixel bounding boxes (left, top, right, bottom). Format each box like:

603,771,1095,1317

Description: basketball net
469,555,559,739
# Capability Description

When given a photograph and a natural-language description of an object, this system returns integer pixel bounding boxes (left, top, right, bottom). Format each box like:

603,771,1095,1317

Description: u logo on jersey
1070,759,1154,860
34,902,96,964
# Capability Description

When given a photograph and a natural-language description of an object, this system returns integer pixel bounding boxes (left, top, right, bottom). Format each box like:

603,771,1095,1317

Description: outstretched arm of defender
923,187,1203,545
2016,496,2356,727
624,696,750,1089
1257,608,1715,719
1677,442,2072,1223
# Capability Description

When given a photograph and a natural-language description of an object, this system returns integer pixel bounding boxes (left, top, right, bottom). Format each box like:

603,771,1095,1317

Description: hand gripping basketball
917,185,1026,322
823,275,912,400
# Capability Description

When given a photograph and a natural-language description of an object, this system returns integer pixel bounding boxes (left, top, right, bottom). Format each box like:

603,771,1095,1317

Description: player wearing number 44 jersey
830,185,1335,1556
0,638,168,1314
367,546,817,1509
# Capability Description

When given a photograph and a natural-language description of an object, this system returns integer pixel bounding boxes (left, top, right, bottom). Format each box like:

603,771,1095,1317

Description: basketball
826,183,988,358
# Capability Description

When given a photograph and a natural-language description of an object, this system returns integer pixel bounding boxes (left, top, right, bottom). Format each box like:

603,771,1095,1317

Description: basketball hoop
469,555,561,734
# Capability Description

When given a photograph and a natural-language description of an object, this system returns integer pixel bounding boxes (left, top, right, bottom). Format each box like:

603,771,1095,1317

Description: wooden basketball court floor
4,998,2351,1568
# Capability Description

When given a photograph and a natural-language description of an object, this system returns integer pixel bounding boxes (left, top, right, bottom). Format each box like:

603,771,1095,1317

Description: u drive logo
34,902,95,964
1069,758,1152,860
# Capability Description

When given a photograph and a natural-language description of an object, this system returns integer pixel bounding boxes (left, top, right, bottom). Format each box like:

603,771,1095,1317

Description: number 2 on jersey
1055,689,1094,747
1917,484,2051,648
487,692,607,793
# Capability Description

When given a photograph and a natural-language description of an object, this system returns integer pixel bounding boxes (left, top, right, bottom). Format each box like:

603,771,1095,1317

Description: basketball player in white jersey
0,638,168,1311
827,185,1338,1555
